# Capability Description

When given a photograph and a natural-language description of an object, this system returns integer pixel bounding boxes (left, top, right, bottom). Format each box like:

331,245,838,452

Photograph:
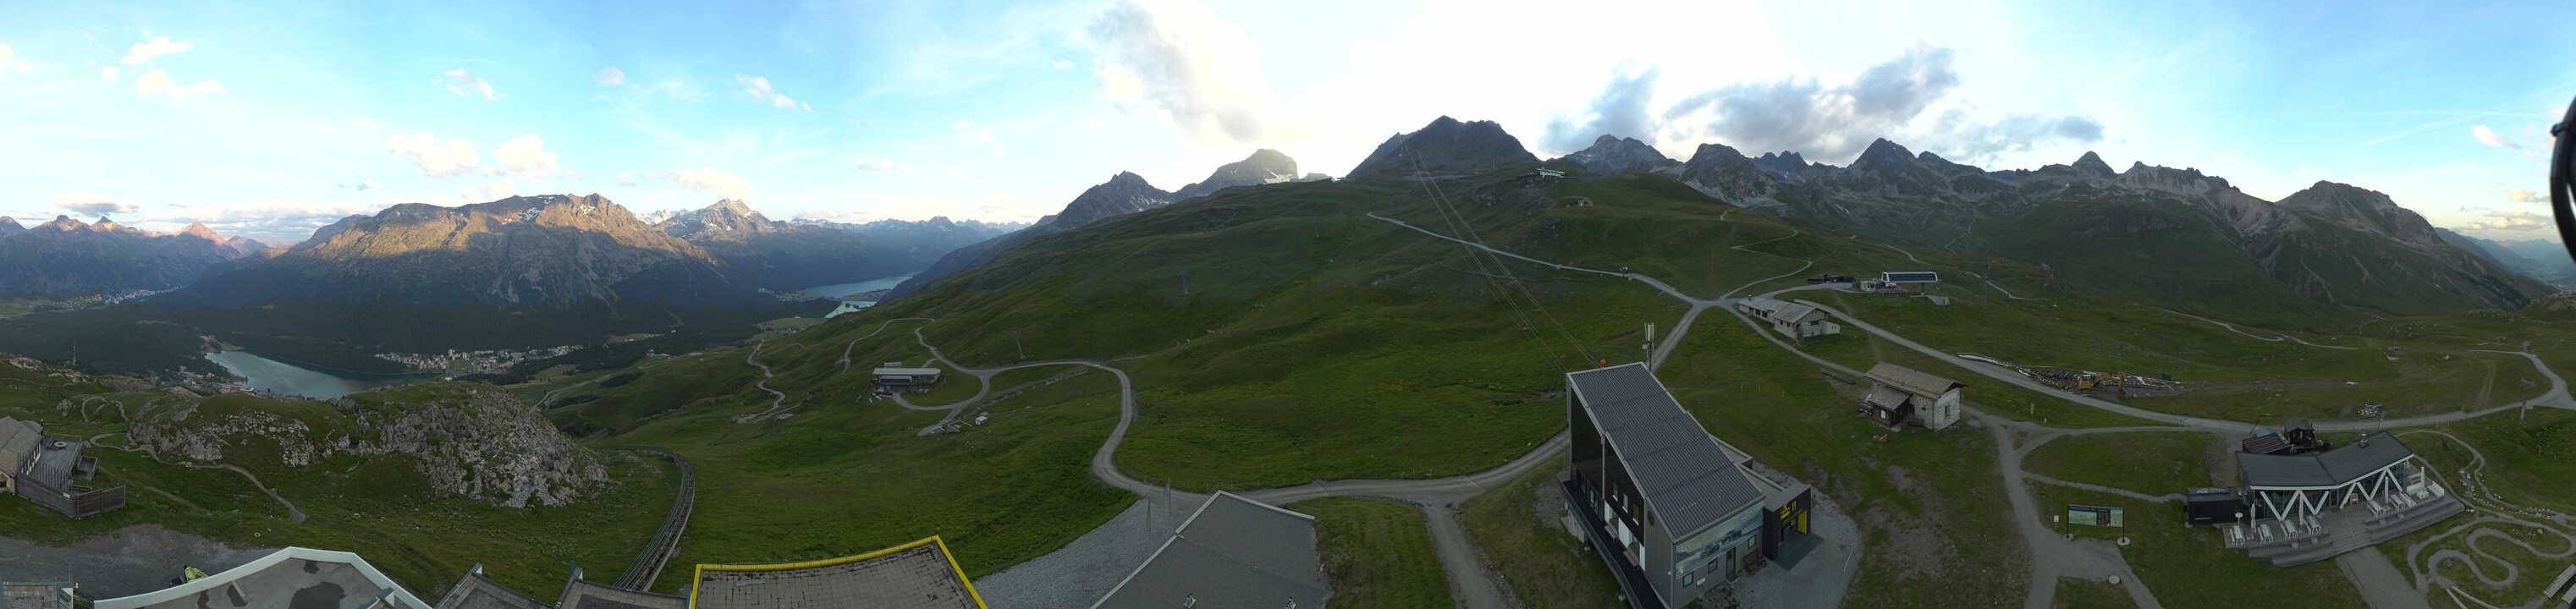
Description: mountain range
650,199,1013,290
2441,231,2576,289
886,147,1320,299
173,195,751,308
1566,134,2550,317
0,216,265,296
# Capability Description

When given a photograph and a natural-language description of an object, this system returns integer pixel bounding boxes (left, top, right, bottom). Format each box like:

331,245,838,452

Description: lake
202,350,416,400
799,272,916,307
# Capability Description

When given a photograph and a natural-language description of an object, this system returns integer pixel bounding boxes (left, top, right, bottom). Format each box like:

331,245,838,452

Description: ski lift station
872,364,944,394
1563,363,1817,609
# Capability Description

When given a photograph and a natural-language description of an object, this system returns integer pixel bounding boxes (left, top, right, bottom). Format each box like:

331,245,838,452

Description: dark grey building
1565,363,1808,609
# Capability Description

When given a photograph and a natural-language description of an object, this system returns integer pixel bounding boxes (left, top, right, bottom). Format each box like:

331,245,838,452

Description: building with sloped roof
2237,431,2427,520
690,537,984,609
2224,431,2463,566
1092,491,1328,609
1861,363,1963,431
1734,299,1840,340
436,567,553,609
555,579,684,609
92,547,435,609
0,416,124,518
1565,363,1810,609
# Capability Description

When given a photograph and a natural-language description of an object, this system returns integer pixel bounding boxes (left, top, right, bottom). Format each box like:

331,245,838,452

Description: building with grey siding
1565,363,1811,609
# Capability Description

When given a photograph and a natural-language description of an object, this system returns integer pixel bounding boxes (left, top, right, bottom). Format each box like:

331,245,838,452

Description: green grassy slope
1292,497,1455,607
0,365,670,597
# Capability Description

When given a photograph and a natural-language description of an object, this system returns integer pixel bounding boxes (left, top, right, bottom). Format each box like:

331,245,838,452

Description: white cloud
2471,124,2519,150
134,68,225,100
1051,58,1074,70
493,134,559,177
468,179,515,202
54,192,138,216
98,66,118,81
349,118,382,132
442,69,500,100
615,171,637,187
120,36,192,65
594,67,626,86
662,168,751,200
1087,0,1284,145
0,45,11,73
735,74,807,110
855,157,920,174
386,132,481,177
2509,189,2543,204
2465,210,2550,231
352,180,380,191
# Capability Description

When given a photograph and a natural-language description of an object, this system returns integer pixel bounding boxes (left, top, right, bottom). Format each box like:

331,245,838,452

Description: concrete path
2337,551,2436,609
1984,416,2166,609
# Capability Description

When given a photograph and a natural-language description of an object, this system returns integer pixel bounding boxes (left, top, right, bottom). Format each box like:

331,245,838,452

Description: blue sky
0,0,2569,245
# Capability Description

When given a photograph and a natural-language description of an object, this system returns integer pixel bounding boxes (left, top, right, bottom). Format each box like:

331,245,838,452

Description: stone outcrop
125,383,605,508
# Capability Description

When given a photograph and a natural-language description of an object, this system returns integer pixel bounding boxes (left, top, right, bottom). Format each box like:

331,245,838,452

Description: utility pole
1643,323,1655,366
1180,270,1190,297
1012,330,1027,360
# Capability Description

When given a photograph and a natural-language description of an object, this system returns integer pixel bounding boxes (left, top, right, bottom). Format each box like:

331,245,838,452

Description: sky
1,0,2571,245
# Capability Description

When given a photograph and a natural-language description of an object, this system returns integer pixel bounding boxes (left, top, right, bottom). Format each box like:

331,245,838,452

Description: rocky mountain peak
179,222,221,240
1852,138,1917,173
1752,151,1810,178
656,199,782,241
2277,181,2445,249
2072,151,2115,178
1560,134,1676,175
1175,149,1303,200
1051,173,1175,228
0,217,20,234
1346,116,1539,178
37,216,85,231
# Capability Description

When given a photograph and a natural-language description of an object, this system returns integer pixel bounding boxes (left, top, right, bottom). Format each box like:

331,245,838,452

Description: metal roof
556,580,684,609
872,367,943,376
435,569,553,609
691,537,983,609
1567,363,1765,540
19,437,84,490
93,547,435,609
1093,491,1327,609
1863,385,1910,410
2239,432,2416,489
0,417,41,477
1865,363,1963,399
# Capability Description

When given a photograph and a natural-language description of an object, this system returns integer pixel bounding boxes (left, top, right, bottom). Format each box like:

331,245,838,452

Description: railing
614,447,696,590
16,480,127,518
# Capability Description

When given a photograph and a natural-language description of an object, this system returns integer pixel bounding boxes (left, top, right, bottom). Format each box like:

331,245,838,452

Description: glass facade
1671,506,1761,581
